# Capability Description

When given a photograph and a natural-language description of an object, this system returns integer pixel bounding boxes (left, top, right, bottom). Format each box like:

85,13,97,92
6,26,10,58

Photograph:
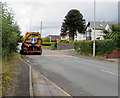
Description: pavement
32,69,71,96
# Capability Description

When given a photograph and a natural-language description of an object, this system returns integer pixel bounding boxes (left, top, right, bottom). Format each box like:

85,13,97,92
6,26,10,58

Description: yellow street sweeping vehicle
20,32,42,55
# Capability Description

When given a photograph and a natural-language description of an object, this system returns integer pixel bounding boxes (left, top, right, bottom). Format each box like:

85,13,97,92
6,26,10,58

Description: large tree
61,9,86,40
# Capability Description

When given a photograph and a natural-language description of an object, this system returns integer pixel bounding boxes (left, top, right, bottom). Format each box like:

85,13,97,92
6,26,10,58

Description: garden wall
57,43,74,50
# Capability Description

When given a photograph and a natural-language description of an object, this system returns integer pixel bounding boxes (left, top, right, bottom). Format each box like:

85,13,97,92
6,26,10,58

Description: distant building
60,32,72,41
44,35,61,40
83,21,111,40
61,21,112,41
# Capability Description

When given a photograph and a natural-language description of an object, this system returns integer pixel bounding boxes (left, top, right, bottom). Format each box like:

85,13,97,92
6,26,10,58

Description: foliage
42,46,56,50
61,9,86,40
74,40,93,55
43,37,56,42
2,56,16,94
95,40,118,55
111,24,120,32
105,24,120,40
60,40,69,43
60,40,74,43
43,37,50,42
103,29,109,34
2,2,21,58
42,42,56,46
74,40,118,56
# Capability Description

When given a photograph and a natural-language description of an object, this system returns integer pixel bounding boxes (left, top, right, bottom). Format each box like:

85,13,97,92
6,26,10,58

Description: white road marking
100,70,120,76
41,74,71,96
26,60,30,63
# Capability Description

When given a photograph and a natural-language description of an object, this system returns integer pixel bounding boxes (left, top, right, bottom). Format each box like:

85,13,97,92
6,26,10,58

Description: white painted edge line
41,74,71,97
101,70,120,76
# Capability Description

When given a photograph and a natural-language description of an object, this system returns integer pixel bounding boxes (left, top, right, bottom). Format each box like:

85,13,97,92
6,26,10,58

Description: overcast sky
2,0,119,37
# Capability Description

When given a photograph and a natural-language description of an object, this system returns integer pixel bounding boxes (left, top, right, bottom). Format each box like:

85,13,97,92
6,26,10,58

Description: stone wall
57,43,74,50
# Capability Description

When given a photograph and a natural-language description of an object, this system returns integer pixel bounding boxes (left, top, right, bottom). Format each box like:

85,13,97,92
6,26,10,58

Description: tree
2,2,21,57
104,24,120,48
61,9,86,40
105,24,120,40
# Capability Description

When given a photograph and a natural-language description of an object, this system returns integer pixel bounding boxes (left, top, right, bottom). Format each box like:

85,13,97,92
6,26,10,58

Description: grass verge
42,46,56,50
2,52,20,95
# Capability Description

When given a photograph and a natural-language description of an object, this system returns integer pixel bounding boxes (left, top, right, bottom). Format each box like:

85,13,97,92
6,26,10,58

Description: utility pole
40,21,42,34
93,0,96,57
30,17,31,32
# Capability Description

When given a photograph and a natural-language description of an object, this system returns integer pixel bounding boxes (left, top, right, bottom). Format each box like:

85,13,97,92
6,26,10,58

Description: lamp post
93,0,96,57
30,17,31,32
40,21,42,34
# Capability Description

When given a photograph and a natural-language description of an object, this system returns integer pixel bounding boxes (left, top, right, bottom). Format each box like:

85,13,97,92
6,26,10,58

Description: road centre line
100,69,120,76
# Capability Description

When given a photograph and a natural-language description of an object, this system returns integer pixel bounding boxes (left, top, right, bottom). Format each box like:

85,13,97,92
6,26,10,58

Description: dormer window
99,24,103,27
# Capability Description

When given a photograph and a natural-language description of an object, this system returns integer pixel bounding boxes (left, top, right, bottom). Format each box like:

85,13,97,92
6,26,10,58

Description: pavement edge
20,56,34,96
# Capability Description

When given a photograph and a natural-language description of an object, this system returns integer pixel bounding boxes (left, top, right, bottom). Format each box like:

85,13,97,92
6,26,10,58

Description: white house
61,21,112,41
75,21,111,41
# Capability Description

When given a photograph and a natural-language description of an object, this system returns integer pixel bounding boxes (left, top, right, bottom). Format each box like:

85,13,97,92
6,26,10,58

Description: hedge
42,42,56,46
60,40,74,43
74,40,93,55
95,40,118,55
74,40,119,56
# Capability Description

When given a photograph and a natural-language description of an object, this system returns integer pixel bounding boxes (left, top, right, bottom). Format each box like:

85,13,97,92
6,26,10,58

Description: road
25,49,118,96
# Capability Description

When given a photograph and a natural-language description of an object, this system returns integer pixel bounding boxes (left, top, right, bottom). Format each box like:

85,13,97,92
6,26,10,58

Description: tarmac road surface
25,49,118,96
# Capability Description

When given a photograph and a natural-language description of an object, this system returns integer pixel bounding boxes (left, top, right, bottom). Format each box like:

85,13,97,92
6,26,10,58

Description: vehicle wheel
39,52,42,55
20,50,23,55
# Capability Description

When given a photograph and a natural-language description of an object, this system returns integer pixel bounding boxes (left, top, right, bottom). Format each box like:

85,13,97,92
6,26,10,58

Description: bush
69,40,74,43
60,40,74,43
60,40,69,43
74,40,118,56
74,40,93,55
43,37,56,42
42,42,56,46
96,40,118,55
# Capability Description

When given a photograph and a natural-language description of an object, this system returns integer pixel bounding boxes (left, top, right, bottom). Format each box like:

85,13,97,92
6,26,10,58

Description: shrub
60,40,69,43
69,40,74,43
96,40,118,55
43,37,56,42
42,42,56,46
74,40,93,55
74,40,118,56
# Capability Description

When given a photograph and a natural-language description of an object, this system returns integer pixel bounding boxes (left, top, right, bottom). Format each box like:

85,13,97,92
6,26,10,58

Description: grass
75,51,105,58
2,52,20,95
42,46,56,50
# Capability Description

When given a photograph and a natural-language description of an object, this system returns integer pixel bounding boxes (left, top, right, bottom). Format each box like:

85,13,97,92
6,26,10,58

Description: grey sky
2,0,119,37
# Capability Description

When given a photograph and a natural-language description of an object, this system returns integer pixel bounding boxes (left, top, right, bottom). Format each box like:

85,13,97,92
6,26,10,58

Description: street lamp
93,0,96,57
40,21,42,34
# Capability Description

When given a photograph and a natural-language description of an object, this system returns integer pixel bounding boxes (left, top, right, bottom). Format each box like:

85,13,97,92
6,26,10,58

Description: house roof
44,35,61,40
88,21,109,30
60,32,69,36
